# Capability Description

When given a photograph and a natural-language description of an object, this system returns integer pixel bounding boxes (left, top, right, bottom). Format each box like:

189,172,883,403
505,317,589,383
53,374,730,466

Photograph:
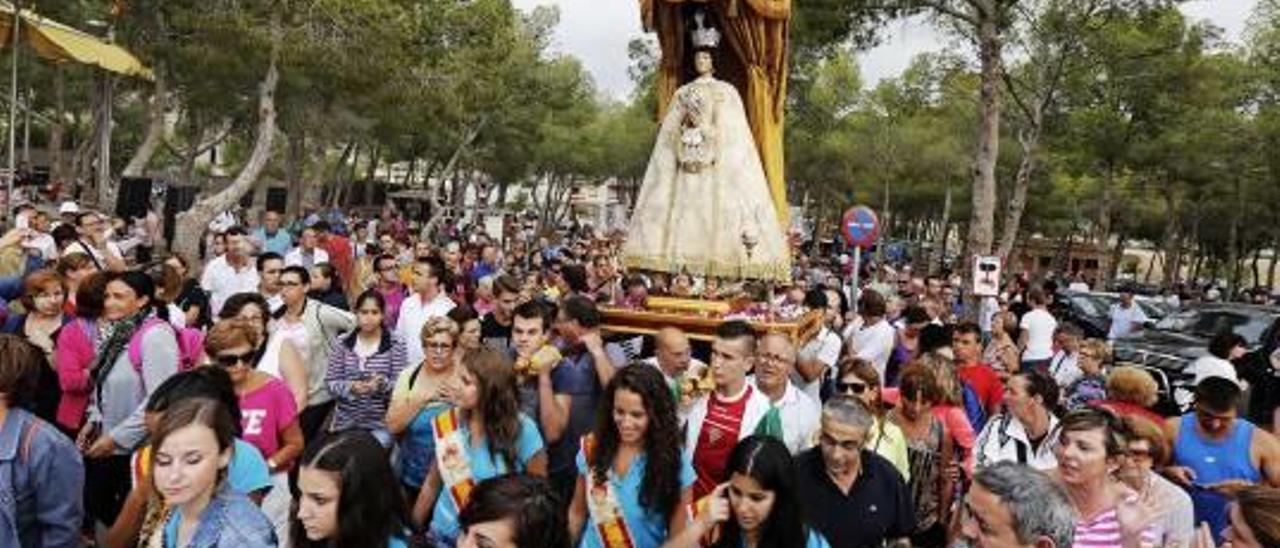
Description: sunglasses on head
214,351,256,368
836,381,868,395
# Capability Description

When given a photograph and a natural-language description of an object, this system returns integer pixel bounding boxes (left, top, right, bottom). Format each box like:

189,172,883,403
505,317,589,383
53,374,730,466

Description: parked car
1112,304,1280,413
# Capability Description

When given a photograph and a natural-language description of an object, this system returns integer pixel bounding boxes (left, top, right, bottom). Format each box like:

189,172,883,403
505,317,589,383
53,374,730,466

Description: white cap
59,201,79,215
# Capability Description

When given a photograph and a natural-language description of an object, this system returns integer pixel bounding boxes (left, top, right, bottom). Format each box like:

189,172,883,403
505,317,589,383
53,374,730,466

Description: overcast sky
511,0,1260,100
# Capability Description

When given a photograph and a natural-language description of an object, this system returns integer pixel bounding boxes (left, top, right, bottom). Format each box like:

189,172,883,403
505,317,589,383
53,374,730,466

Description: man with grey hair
960,461,1076,547
796,395,913,548
749,332,820,454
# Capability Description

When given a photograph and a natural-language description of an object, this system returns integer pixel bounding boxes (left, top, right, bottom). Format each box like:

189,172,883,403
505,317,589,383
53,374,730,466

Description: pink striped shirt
1074,508,1156,548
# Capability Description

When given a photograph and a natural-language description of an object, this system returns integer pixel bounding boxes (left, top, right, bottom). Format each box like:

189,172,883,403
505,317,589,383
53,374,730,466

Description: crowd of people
0,201,1278,548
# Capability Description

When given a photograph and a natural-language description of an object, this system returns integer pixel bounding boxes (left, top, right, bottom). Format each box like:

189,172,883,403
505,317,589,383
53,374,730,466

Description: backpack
961,382,988,433
129,317,205,372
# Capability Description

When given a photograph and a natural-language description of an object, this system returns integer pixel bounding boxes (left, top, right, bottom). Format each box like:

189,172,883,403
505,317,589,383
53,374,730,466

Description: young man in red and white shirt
683,320,771,499
954,321,1004,417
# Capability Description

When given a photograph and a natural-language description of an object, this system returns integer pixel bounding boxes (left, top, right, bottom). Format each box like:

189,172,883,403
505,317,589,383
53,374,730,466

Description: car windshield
1155,309,1273,345
1072,295,1108,317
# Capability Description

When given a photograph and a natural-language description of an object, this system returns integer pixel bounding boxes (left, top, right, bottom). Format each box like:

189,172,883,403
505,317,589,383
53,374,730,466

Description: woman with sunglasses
386,317,462,502
205,319,304,546
219,292,309,412
833,358,911,481
325,290,408,445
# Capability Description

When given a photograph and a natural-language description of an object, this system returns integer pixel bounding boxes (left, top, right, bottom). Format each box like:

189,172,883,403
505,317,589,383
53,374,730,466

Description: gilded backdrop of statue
621,12,790,282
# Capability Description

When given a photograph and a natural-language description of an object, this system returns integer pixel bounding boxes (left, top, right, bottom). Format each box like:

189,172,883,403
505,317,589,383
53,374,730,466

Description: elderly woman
1096,366,1164,425
1064,339,1110,411
1054,408,1160,547
1118,415,1195,547
386,316,462,501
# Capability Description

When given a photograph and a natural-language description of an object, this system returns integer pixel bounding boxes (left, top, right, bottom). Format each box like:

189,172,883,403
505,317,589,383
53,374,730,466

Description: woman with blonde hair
1096,366,1164,425
386,316,462,501
1064,339,1111,411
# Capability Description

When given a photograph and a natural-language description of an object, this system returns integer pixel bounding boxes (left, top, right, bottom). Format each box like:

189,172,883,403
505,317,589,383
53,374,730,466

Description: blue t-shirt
576,449,695,548
549,344,627,476
428,413,545,543
228,438,273,495
397,402,450,488
738,530,831,548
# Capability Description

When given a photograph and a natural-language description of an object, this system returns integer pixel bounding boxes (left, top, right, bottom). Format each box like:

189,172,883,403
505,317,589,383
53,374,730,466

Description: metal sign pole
852,245,861,315
7,1,20,220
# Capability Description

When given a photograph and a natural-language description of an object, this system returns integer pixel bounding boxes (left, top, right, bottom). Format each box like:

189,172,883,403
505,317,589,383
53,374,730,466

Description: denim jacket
0,407,84,548
168,487,277,548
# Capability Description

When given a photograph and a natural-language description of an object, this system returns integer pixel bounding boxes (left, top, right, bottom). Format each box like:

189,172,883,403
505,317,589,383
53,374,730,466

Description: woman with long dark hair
293,430,409,548
325,289,408,442
457,475,569,548
80,270,180,529
411,349,547,545
666,435,829,548
568,364,692,547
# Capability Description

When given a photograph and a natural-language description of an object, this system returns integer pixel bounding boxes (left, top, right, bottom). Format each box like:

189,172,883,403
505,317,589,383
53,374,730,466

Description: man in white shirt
847,290,897,381
285,226,330,270
200,226,260,316
1191,332,1246,388
1048,324,1083,389
752,332,821,454
66,211,127,271
257,252,286,314
795,289,842,401
1018,287,1058,373
1107,292,1148,341
396,256,456,366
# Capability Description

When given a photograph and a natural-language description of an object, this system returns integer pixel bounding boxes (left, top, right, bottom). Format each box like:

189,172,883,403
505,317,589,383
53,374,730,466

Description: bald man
641,327,703,386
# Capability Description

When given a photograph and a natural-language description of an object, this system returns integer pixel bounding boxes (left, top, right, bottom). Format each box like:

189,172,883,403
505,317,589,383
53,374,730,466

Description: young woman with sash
568,364,693,548
410,348,546,546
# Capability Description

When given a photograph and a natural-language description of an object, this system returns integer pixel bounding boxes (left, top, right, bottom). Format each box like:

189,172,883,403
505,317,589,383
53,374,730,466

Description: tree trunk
965,16,1003,262
284,130,306,218
1227,176,1242,298
423,119,487,237
996,120,1041,263
1268,237,1279,290
49,65,66,183
1160,189,1181,289
933,181,952,273
122,66,167,178
173,17,281,272
1250,246,1262,290
1108,230,1127,285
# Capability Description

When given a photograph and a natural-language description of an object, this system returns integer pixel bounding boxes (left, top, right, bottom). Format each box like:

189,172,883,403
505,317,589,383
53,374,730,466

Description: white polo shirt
795,326,842,401
396,291,456,366
749,377,821,455
200,254,260,317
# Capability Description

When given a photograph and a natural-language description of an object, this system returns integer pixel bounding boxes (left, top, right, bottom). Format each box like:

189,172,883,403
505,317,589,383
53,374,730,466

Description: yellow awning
0,1,152,79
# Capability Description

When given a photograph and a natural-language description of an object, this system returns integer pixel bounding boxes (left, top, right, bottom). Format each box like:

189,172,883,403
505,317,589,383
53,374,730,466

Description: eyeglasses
818,433,863,452
280,280,303,288
425,341,453,353
214,352,256,368
836,381,868,395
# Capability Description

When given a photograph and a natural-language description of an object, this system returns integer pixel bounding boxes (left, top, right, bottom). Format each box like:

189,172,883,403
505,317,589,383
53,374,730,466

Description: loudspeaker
164,185,198,245
266,187,288,213
116,177,153,220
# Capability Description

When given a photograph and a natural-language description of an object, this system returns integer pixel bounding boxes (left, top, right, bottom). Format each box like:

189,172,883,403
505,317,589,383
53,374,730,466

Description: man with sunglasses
1164,375,1280,542
796,395,913,548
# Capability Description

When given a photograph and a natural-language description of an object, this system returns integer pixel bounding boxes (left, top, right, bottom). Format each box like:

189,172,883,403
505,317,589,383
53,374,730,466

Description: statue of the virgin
621,12,791,282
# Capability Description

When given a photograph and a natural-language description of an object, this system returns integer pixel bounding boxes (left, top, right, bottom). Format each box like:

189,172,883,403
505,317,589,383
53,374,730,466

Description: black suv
1112,304,1280,413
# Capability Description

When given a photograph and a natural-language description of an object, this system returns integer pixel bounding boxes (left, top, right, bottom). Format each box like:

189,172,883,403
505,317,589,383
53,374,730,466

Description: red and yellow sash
432,408,476,510
581,435,636,548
